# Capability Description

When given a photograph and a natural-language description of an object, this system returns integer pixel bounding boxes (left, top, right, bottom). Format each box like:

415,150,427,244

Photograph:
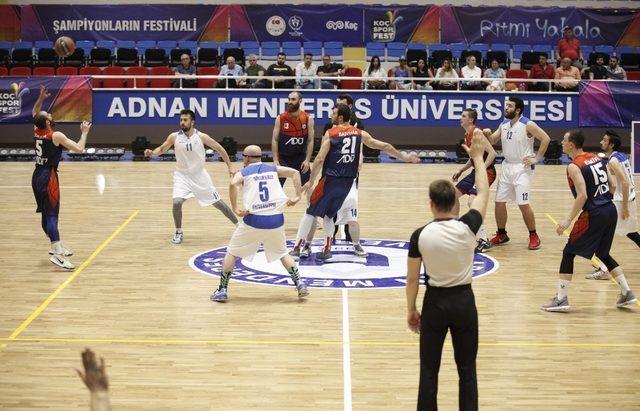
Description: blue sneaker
210,287,228,302
296,281,309,298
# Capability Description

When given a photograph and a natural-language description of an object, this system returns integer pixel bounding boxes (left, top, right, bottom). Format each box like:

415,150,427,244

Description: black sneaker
475,239,492,253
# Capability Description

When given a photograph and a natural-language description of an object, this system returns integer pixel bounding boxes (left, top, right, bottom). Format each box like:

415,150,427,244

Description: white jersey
241,162,288,218
609,151,637,202
174,129,206,175
500,116,534,164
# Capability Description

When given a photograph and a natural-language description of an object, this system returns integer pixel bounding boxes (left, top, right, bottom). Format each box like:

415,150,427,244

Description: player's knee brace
559,251,575,274
596,254,619,272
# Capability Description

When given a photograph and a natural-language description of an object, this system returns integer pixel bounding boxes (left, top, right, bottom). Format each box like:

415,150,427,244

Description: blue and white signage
190,239,499,289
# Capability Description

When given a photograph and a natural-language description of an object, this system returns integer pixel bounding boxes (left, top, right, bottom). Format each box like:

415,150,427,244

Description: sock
306,218,317,245
348,221,361,245
477,225,487,242
213,200,239,225
219,270,232,289
498,228,507,235
598,259,608,272
611,267,631,293
51,241,63,255
323,236,333,253
295,214,316,249
322,217,334,252
45,215,60,242
557,279,571,300
288,266,300,285
172,198,184,229
627,232,640,248
176,228,183,234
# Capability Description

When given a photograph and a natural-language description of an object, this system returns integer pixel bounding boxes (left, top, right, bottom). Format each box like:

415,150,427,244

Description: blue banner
92,90,578,128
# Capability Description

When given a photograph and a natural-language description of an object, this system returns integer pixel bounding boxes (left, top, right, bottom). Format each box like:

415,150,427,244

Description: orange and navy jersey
34,127,61,170
278,110,309,156
465,125,494,168
324,125,362,178
567,152,612,211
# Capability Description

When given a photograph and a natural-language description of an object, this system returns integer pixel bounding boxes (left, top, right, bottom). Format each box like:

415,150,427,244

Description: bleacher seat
521,51,546,70
491,43,511,53
0,48,9,67
620,53,640,71
430,50,453,67
0,41,12,50
35,41,54,51
35,48,58,67
178,41,197,56
303,41,322,59
406,49,427,66
96,40,115,50
580,45,594,60
13,41,33,50
366,42,385,61
220,41,239,52
506,69,528,90
157,40,177,54
116,40,136,49
387,42,406,61
79,66,102,88
261,45,280,60
90,48,111,67
240,41,260,57
222,48,244,65
144,49,167,67
485,51,508,69
617,46,636,56
170,49,192,66
282,41,301,50
196,46,218,67
407,42,426,51
627,71,640,80
33,67,55,76
76,40,95,55
460,50,482,65
594,45,614,56
9,66,32,76
449,43,468,60
340,67,362,90
11,48,33,67
149,66,173,88
198,41,219,51
126,66,150,88
62,49,85,67
532,44,554,61
115,48,138,67
512,44,531,61
323,41,343,60
197,67,219,88
588,52,610,66
136,40,156,54
283,41,301,59
102,66,126,88
0,66,9,76
55,66,78,76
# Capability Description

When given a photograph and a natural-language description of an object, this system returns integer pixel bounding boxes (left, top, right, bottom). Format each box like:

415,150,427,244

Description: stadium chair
11,48,33,67
428,43,448,52
170,49,192,66
198,41,219,51
220,41,239,52
506,69,528,90
303,41,322,59
521,51,547,70
197,66,219,88
90,48,112,67
460,50,482,65
580,45,594,60
283,41,301,59
13,41,33,50
0,66,8,76
196,46,218,67
0,41,13,50
223,48,244,66
149,66,173,88
178,41,197,56
282,41,301,50
240,41,260,58
96,40,115,51
491,43,511,53
9,66,32,76
102,66,126,88
339,67,362,90
136,40,156,54
79,66,102,88
261,47,280,60
620,53,640,71
125,66,150,88
449,43,468,60
588,52,610,66
157,40,177,54
485,50,509,69
430,50,453,68
532,44,553,59
55,66,78,76
35,41,54,51
386,42,406,62
406,49,428,66
34,48,58,67
116,40,136,49
616,46,636,56
144,49,167,67
260,41,280,49
407,42,426,51
76,40,95,55
594,45,614,56
115,48,138,67
324,41,343,60
32,67,55,76
627,71,640,80
61,49,85,67
472,43,490,53
365,43,385,61
511,44,531,61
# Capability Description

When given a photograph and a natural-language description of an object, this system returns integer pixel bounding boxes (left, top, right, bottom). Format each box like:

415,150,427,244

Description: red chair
149,66,173,88
102,66,126,88
79,66,102,88
32,67,55,76
126,66,150,88
56,66,78,76
9,67,31,76
506,69,529,91
340,67,362,90
197,67,219,88
627,71,640,80
0,67,8,76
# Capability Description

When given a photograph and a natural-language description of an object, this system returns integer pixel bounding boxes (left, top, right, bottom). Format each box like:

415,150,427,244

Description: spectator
529,54,555,91
296,53,318,89
241,54,266,88
266,52,294,89
316,54,346,89
460,55,483,91
606,56,627,80
434,58,458,90
172,53,196,88
389,57,414,90
218,56,244,88
557,26,583,68
584,55,608,80
484,59,505,91
554,57,581,91
412,58,434,90
363,55,388,89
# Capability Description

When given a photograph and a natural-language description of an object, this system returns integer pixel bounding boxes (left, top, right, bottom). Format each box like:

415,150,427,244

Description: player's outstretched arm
144,134,176,158
272,116,281,166
32,85,50,117
524,121,551,166
306,132,331,191
557,164,587,234
200,133,234,176
52,121,91,153
466,131,490,219
361,131,419,163
277,166,302,206
608,157,630,219
229,172,247,217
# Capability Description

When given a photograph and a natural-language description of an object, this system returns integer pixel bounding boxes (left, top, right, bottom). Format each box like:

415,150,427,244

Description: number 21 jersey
324,125,362,178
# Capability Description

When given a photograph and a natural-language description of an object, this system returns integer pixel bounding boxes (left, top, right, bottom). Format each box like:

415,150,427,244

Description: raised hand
76,348,109,392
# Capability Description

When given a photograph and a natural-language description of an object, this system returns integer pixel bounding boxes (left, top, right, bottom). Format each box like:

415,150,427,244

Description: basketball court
1,161,639,409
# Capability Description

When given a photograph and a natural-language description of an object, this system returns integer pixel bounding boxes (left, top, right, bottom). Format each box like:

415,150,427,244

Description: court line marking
1,337,638,348
342,289,352,411
4,210,140,343
545,213,640,306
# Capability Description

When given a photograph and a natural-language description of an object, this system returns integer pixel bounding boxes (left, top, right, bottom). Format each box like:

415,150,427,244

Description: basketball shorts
173,169,221,206
306,176,355,219
564,203,617,259
278,154,311,187
32,167,60,216
456,166,497,196
335,179,359,225
614,199,638,235
495,162,533,205
227,221,287,263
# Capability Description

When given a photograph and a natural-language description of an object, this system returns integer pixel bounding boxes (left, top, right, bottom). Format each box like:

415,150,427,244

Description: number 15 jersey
568,152,613,211
324,125,362,178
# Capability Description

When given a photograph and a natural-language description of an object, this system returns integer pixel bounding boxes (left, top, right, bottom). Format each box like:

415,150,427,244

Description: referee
406,130,490,411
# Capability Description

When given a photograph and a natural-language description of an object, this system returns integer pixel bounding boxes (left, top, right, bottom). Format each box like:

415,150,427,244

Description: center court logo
190,239,499,289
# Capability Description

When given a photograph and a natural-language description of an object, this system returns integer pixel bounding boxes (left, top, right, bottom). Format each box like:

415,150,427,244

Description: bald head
243,145,262,164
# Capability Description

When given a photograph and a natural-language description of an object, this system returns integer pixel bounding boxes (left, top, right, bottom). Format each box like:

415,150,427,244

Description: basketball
54,36,76,58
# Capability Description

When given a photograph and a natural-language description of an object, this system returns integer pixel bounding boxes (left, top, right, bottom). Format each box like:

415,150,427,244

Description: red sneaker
490,232,510,246
528,232,541,250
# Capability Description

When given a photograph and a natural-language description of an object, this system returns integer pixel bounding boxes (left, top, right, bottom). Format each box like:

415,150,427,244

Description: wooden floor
0,161,639,410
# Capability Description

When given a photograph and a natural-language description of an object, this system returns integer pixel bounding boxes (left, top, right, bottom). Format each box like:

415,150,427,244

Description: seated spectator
554,57,581,92
363,55,388,90
484,59,505,91
267,52,294,89
217,56,244,88
606,56,627,80
241,54,266,88
583,55,607,80
412,58,433,90
389,57,414,90
557,26,583,68
296,53,318,89
172,53,196,88
460,55,483,91
433,58,458,90
316,55,346,89
529,54,555,91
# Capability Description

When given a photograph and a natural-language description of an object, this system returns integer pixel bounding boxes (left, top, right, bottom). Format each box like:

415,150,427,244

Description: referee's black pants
418,284,478,411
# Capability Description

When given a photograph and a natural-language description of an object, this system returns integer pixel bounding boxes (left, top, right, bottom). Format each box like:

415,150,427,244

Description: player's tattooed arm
144,133,176,158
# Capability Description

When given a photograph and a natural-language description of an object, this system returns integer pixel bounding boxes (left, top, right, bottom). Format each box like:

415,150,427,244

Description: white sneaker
585,269,611,280
49,254,75,270
48,246,73,257
172,231,183,244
